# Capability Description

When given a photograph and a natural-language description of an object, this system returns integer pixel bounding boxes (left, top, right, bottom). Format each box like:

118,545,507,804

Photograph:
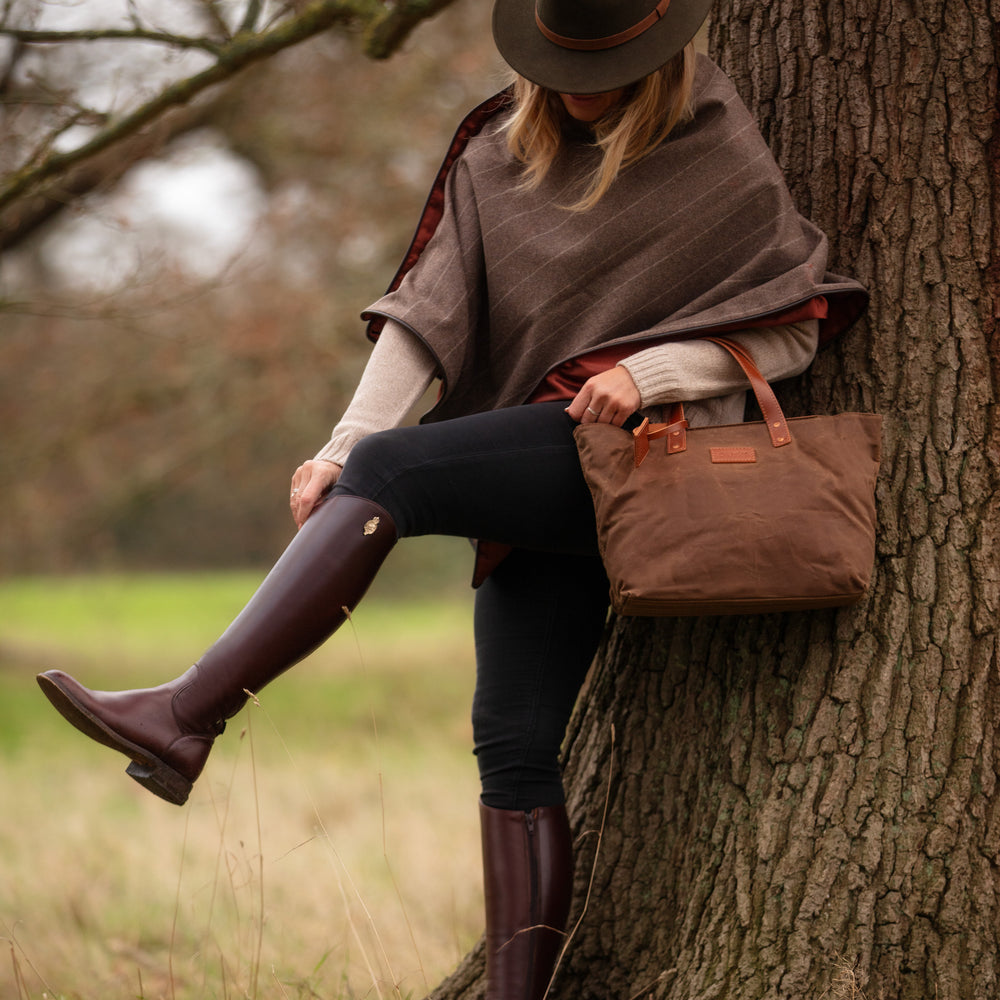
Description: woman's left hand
289,459,342,529
565,366,641,426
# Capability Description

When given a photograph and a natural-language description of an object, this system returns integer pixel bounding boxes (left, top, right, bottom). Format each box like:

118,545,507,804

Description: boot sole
36,673,193,806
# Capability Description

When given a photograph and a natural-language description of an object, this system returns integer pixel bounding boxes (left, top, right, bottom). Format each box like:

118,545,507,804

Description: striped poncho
362,54,867,424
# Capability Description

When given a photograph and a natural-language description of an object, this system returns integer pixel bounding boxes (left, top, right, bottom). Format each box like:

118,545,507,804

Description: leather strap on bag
633,402,687,467
633,337,793,468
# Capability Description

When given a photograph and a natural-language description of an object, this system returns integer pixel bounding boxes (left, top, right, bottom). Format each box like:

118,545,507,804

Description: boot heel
126,759,192,806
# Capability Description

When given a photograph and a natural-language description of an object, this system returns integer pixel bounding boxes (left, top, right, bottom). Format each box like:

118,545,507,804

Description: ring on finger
586,406,600,417
291,487,301,496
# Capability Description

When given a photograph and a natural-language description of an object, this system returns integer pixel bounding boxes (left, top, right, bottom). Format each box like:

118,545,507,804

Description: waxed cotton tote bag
573,337,882,616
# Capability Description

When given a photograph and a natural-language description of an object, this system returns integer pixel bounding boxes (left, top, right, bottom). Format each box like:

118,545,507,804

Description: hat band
534,0,671,52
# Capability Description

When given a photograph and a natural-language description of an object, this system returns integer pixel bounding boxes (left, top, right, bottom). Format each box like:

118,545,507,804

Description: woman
37,1,867,997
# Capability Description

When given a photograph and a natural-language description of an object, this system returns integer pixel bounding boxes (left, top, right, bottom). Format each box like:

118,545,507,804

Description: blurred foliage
0,1,504,574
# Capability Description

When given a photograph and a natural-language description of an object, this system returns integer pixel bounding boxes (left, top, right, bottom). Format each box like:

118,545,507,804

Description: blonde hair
505,42,697,211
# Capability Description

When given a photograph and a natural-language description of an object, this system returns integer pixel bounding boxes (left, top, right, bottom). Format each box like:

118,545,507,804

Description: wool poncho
362,55,867,424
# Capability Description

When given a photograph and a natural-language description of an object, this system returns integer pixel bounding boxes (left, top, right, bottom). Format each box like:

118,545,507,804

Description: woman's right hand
289,459,342,529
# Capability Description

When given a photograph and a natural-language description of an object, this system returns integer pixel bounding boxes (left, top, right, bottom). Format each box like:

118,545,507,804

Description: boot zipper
524,810,539,989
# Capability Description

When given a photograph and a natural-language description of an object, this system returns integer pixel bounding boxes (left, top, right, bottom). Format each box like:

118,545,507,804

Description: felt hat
492,0,713,95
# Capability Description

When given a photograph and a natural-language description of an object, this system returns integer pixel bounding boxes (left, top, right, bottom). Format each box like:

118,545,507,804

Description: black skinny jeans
333,401,610,811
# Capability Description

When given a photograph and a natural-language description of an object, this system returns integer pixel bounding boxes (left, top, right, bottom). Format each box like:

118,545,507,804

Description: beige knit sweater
313,317,818,467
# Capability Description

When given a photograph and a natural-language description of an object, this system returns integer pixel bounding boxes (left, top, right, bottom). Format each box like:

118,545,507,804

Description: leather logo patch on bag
710,447,756,464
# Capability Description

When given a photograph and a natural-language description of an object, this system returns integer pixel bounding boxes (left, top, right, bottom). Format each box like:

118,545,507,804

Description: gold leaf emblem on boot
363,516,380,536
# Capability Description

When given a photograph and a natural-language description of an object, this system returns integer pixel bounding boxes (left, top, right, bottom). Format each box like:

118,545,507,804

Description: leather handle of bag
631,338,792,467
704,336,792,449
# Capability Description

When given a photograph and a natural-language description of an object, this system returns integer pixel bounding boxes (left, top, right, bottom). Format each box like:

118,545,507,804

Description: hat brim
492,0,713,95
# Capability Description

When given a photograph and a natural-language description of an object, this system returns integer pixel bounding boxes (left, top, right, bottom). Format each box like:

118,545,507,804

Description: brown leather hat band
534,0,671,52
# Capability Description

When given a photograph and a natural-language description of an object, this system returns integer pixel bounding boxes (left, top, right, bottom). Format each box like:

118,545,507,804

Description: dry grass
0,574,484,1000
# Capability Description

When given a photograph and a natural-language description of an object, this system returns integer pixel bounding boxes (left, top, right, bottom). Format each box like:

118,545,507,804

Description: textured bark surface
430,2,1000,998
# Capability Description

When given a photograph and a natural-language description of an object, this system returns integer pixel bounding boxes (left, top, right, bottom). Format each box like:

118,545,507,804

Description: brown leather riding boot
37,494,396,806
480,800,574,1000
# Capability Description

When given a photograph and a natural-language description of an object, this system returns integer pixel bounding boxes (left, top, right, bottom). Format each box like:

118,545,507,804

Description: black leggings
333,401,610,810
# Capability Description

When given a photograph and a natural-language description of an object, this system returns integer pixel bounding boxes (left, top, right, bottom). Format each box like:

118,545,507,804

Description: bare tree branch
363,0,459,58
191,0,235,40
238,0,264,34
0,35,23,94
0,0,460,246
0,26,225,54
0,97,227,251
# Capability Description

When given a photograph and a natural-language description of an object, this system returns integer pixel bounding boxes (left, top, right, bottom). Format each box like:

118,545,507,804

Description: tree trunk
429,1,1000,998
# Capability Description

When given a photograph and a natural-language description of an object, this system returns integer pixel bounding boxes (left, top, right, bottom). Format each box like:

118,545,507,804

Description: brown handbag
573,337,882,616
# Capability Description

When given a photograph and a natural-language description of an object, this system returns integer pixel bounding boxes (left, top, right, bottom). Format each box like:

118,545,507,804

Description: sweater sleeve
618,320,819,408
312,320,437,467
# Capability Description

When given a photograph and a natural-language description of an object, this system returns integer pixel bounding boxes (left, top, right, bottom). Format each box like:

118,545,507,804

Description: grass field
0,555,484,1000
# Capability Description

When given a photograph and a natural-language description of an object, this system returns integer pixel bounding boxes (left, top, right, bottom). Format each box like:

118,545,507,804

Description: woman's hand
565,366,641,426
289,459,342,529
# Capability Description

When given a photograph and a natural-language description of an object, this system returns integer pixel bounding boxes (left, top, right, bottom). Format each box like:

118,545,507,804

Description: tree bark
430,1,1000,998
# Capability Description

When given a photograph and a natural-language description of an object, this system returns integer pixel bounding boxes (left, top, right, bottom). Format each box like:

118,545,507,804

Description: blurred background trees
1,0,502,573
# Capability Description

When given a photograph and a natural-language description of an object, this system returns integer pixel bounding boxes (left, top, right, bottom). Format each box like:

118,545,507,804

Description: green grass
0,569,483,1000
